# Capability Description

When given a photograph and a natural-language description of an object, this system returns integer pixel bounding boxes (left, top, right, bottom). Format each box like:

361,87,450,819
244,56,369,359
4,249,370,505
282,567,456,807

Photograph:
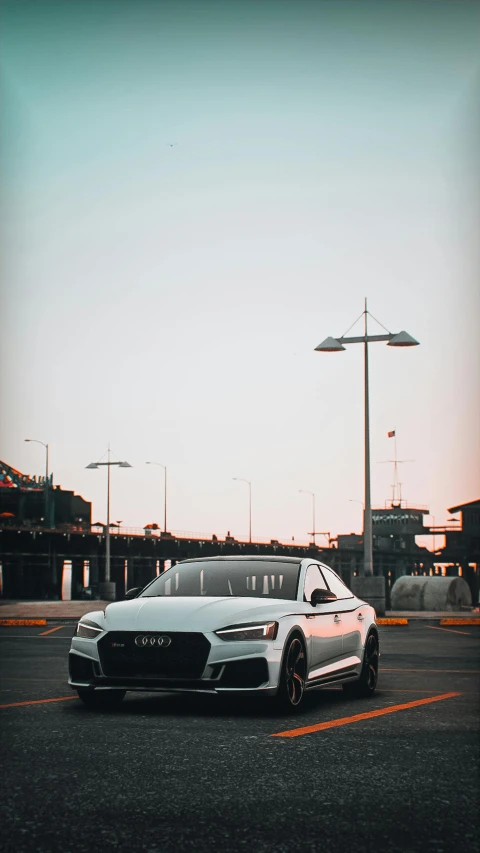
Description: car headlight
75,618,103,639
215,622,278,641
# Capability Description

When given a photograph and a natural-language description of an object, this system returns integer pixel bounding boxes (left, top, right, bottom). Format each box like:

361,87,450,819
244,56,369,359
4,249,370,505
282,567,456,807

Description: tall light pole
86,447,132,600
145,462,167,532
24,439,50,527
429,514,436,555
315,299,419,578
233,478,252,543
299,490,316,544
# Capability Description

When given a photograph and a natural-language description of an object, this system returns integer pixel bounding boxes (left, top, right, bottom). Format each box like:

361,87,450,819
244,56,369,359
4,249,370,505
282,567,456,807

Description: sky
1,0,479,545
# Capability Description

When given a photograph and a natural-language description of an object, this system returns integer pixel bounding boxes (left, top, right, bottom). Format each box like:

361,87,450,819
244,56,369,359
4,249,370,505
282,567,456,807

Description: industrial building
0,460,477,604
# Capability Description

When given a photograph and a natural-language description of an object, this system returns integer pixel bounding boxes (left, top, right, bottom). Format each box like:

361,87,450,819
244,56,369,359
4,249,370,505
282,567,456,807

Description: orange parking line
0,696,77,709
271,692,461,738
425,625,472,636
39,626,64,636
382,667,480,673
0,619,47,627
383,689,479,695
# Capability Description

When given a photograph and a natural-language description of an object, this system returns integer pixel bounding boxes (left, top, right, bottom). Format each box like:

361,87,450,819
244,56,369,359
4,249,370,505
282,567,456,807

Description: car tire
343,631,379,698
276,634,307,712
77,689,126,709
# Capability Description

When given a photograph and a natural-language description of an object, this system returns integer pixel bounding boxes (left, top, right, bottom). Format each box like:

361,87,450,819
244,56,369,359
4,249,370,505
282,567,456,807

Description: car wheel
277,635,307,711
77,689,126,709
343,632,379,698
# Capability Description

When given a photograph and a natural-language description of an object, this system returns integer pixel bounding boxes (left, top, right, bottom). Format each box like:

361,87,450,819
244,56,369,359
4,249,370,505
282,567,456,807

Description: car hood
98,596,300,633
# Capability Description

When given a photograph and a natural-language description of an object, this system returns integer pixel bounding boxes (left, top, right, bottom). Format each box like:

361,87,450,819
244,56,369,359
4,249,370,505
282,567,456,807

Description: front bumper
68,630,282,695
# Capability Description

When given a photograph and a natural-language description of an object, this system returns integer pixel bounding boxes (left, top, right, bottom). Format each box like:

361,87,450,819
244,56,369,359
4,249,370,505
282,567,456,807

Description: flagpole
394,429,397,503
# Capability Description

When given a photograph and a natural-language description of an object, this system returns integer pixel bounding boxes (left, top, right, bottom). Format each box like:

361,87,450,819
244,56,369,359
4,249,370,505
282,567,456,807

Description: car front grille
98,632,211,679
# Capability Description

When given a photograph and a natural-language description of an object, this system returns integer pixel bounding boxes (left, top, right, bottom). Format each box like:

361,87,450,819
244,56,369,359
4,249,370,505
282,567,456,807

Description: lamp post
315,298,419,580
233,478,252,543
145,462,167,532
86,448,132,600
24,439,50,527
349,498,365,519
299,490,316,545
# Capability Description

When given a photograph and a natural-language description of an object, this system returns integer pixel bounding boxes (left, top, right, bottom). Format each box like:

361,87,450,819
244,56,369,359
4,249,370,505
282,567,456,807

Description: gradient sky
1,0,479,544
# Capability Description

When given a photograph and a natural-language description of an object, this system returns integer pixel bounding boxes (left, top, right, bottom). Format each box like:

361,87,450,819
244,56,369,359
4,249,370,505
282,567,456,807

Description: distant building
0,461,91,529
448,499,480,535
337,533,363,550
338,504,429,552
438,499,480,603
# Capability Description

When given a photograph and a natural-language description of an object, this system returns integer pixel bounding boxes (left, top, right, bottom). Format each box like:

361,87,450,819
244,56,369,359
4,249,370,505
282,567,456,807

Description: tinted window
141,560,301,601
322,566,353,599
303,565,328,602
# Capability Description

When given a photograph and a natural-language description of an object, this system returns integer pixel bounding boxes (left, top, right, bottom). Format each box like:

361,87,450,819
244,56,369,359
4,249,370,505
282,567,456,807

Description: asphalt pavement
0,622,479,853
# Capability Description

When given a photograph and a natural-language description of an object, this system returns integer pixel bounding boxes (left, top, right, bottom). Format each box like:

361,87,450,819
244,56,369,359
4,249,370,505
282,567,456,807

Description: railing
428,525,462,533
96,526,318,548
381,500,430,511
0,520,321,548
0,519,465,545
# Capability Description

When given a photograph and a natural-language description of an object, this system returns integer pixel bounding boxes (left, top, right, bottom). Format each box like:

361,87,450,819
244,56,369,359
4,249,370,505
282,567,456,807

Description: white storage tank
391,576,472,611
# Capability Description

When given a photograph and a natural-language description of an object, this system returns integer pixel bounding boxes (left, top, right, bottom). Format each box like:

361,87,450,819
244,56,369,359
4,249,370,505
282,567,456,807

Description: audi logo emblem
135,635,172,648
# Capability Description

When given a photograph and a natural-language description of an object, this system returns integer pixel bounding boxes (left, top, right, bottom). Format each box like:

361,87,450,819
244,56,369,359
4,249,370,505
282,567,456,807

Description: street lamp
349,498,365,518
86,448,132,600
315,298,419,578
233,478,252,543
145,462,167,532
299,490,316,545
24,439,50,527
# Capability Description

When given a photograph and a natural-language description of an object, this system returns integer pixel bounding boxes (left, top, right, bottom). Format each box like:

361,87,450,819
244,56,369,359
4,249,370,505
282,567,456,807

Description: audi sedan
68,555,379,711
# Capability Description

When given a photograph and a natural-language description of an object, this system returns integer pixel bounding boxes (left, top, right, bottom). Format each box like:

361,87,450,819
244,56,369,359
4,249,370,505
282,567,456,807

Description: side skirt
305,662,361,690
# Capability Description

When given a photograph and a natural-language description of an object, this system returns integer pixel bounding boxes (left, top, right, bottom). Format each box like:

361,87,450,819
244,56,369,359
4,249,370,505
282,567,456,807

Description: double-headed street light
145,462,168,533
24,439,50,527
315,299,419,578
233,478,252,543
86,448,132,598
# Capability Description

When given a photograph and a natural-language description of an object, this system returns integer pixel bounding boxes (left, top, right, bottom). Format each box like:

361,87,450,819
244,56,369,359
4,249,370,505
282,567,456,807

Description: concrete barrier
99,581,116,602
390,576,472,612
350,576,386,616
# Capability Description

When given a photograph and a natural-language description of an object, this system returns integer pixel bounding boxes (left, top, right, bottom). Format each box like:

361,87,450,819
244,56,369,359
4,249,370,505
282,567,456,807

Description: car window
303,565,328,602
321,566,353,599
141,560,301,600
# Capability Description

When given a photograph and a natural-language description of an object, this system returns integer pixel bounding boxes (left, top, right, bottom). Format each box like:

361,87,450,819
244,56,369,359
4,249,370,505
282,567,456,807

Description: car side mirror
311,588,337,607
124,586,143,600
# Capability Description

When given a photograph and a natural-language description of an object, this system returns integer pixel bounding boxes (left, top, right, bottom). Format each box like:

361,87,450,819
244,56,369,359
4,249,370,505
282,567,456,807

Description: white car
68,556,379,711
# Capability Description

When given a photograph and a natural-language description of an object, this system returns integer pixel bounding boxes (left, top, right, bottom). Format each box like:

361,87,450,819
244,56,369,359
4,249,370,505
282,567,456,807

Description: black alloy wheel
343,631,379,698
77,689,126,709
278,636,307,711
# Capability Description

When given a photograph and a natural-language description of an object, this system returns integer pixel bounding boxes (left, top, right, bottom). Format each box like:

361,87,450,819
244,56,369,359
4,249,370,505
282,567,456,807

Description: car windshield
140,560,301,600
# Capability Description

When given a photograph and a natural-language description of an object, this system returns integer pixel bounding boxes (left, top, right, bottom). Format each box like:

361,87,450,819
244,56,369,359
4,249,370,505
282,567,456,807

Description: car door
303,564,343,674
321,566,365,656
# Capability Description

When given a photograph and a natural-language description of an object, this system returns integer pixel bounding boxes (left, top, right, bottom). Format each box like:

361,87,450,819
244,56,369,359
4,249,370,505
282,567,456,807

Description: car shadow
62,686,364,720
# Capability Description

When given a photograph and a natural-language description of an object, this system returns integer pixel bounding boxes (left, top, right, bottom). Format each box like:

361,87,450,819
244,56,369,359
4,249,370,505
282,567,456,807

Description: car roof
179,555,302,565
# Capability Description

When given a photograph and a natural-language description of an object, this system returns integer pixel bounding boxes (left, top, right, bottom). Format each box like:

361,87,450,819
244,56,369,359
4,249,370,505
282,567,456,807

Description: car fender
274,617,310,666
276,624,310,683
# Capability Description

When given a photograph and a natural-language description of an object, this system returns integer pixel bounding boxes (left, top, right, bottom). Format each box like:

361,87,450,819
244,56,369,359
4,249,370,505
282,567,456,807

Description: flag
388,430,395,438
